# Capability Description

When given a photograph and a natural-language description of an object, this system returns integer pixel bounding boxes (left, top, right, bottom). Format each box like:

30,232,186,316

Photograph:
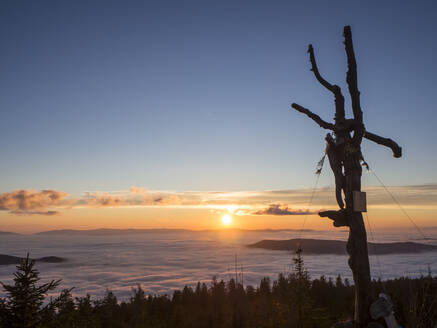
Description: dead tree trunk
291,26,401,327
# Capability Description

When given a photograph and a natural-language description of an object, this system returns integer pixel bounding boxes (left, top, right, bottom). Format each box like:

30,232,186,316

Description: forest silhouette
1,251,436,328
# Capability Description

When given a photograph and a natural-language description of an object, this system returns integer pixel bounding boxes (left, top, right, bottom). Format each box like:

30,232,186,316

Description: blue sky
1,0,436,195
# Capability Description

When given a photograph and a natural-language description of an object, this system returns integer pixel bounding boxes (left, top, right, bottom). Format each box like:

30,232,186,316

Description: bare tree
290,26,402,327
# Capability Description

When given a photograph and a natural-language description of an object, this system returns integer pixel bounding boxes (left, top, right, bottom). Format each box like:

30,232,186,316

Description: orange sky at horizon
0,183,435,233
1,204,435,234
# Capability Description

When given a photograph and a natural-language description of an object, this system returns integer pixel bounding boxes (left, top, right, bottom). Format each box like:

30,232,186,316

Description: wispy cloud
10,210,59,216
0,190,68,215
252,204,317,216
1,183,436,216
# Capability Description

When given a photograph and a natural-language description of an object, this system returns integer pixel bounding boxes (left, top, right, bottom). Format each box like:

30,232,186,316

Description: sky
0,0,436,232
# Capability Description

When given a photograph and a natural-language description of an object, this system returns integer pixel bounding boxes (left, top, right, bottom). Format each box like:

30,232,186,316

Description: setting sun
222,214,232,226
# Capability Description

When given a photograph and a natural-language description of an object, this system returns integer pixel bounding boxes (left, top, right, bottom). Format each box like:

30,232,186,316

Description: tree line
0,251,436,328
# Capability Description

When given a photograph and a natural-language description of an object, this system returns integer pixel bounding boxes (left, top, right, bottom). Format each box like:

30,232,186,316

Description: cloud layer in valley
1,230,436,299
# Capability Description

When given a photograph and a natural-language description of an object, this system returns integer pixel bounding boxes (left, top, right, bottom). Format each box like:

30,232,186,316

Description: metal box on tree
353,191,367,212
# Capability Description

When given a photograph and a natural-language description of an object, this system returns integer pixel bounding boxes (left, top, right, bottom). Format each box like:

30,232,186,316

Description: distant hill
35,228,316,235
247,238,437,255
36,228,197,235
0,231,20,235
0,254,65,265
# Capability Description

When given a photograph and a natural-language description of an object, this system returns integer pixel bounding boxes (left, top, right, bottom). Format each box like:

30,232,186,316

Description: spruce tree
291,248,310,327
0,254,60,328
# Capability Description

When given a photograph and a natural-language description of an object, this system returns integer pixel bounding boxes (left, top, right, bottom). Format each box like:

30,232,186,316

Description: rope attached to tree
363,164,428,240
297,153,326,245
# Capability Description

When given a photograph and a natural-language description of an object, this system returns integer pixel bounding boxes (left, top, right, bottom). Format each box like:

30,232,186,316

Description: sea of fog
1,229,437,299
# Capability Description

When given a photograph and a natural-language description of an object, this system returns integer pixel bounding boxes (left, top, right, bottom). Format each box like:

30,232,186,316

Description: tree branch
308,45,345,122
364,131,402,158
344,26,363,125
319,210,349,227
308,44,334,91
290,103,402,157
291,103,335,130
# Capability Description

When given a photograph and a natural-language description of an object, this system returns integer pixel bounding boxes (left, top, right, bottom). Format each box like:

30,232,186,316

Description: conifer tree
291,248,310,328
0,254,60,328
